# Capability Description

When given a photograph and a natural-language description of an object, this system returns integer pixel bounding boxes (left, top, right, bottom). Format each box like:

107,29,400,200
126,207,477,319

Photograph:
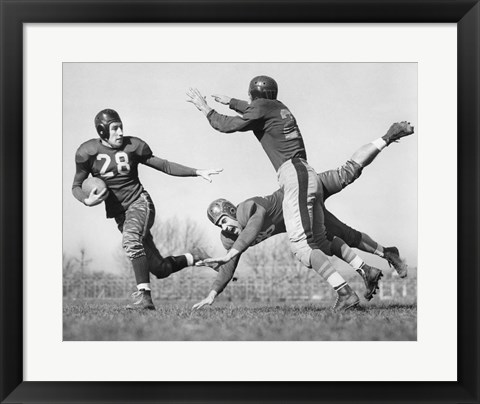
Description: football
82,177,107,195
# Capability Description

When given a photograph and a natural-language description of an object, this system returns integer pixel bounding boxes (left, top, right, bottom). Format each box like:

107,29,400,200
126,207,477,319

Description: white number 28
97,152,131,177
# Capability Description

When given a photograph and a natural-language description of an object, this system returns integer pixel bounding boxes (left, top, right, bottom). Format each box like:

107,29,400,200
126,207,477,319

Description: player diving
187,75,413,310
192,123,413,310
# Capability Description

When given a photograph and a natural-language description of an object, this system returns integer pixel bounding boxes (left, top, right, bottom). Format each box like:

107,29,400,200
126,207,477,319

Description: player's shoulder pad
127,136,153,158
236,199,260,224
75,139,101,163
126,136,146,148
243,100,267,119
267,188,284,208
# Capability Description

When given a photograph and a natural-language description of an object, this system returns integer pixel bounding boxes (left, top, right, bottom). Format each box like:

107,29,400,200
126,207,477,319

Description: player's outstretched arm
144,156,222,182
212,95,250,115
187,88,255,133
211,94,231,105
192,258,239,310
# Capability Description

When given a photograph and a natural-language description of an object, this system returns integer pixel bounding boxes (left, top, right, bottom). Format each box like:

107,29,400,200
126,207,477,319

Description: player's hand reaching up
196,168,223,183
84,188,109,207
186,88,213,116
211,94,231,105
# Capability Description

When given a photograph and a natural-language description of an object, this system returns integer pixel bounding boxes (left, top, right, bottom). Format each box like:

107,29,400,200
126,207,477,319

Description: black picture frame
1,1,479,403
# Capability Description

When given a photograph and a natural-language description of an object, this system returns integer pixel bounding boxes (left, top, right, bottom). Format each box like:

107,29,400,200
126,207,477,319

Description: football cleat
359,265,383,301
383,247,408,278
191,246,211,265
126,289,156,310
382,121,414,145
333,284,360,311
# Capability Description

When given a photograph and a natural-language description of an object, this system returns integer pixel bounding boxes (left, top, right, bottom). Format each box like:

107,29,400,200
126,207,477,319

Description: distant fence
63,272,417,302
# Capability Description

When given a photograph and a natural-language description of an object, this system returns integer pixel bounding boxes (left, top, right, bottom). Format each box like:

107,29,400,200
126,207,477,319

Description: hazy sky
63,63,417,273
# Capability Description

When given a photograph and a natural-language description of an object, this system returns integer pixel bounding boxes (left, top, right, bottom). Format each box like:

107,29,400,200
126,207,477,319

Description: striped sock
185,253,194,266
374,244,385,257
310,250,335,279
327,272,347,291
349,255,365,270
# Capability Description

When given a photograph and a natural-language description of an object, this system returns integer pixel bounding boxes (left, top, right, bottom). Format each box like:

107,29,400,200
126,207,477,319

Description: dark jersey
73,137,152,218
207,98,307,171
212,190,286,294
230,191,286,253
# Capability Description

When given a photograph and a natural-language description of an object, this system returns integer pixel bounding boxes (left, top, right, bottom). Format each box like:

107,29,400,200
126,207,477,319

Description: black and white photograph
62,62,417,341
4,3,478,400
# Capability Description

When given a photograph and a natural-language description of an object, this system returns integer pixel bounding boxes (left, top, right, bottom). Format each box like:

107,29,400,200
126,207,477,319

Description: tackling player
187,76,413,310
193,130,412,310
72,109,222,310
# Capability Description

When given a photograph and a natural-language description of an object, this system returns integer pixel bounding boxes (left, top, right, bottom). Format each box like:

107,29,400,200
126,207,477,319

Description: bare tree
114,216,211,276
113,242,134,279
62,252,78,277
243,234,298,280
151,216,209,256
73,247,92,278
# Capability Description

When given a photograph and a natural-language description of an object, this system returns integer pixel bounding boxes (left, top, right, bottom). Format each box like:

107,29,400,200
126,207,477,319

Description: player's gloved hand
196,168,224,183
192,291,217,310
186,88,213,116
84,187,108,207
211,94,231,105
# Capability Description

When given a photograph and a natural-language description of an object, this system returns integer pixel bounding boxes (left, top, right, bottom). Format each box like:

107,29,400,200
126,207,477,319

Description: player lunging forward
193,129,411,309
187,76,413,310
72,109,222,310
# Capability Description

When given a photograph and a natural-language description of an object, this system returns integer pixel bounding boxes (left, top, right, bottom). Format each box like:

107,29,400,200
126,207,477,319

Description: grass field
63,299,416,341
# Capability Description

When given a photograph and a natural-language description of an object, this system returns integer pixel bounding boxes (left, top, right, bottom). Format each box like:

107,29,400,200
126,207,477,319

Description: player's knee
150,257,174,279
316,239,332,256
330,237,345,258
339,160,363,186
342,229,362,248
150,267,169,279
122,232,145,260
294,250,312,268
289,244,313,268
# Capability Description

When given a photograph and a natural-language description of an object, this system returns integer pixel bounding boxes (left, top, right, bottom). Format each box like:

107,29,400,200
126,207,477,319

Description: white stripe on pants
277,158,332,269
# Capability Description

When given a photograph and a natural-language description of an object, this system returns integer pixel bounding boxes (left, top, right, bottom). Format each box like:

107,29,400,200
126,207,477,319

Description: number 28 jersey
73,137,152,218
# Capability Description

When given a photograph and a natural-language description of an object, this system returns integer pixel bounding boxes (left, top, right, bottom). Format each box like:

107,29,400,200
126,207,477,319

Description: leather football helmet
207,198,237,225
94,109,122,139
248,75,278,100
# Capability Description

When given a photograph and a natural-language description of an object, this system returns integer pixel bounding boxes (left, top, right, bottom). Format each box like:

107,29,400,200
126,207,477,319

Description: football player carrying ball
72,109,222,310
